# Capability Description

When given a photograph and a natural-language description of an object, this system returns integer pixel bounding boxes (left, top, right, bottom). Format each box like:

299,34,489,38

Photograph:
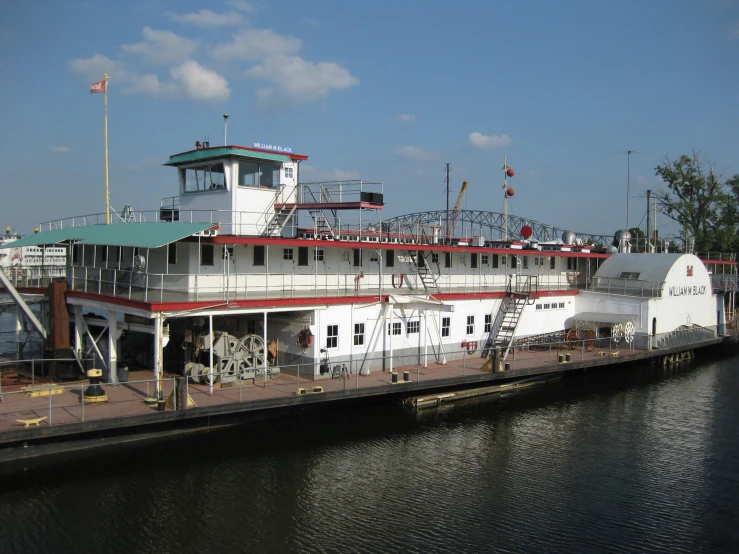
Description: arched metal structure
384,210,612,245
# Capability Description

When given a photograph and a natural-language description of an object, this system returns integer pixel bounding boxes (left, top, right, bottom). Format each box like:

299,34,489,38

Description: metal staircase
408,250,440,293
308,209,338,239
481,275,537,361
264,205,297,237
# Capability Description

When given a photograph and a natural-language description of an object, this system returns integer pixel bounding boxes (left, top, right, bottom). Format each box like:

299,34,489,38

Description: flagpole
104,73,110,224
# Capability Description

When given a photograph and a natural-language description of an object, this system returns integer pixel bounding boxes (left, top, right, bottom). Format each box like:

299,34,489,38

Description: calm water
1,352,738,553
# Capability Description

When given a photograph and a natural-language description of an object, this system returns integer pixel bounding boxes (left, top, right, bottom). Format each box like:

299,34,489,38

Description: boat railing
710,274,739,291
298,180,384,204
66,266,594,303
589,276,665,298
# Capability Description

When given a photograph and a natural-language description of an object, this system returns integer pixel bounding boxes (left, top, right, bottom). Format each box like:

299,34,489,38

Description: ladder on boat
264,205,297,237
408,250,440,293
481,275,537,361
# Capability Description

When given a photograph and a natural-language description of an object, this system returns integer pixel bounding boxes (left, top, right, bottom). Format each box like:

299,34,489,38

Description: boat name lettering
253,142,294,154
668,285,707,297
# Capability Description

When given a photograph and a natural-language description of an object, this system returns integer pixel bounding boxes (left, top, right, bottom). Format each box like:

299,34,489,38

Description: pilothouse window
238,161,281,188
183,163,226,192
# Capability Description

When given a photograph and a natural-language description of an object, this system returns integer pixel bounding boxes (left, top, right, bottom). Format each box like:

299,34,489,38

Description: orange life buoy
297,328,313,349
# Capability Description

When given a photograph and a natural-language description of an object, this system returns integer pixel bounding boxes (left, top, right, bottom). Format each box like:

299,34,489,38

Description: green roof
0,222,215,249
164,147,292,166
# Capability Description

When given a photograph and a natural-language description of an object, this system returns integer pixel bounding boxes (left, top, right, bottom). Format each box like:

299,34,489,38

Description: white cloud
50,146,69,154
398,114,416,123
212,29,301,61
123,61,230,102
170,60,230,101
69,54,126,83
226,0,257,12
167,9,245,27
395,146,436,161
301,165,360,181
303,18,321,28
469,131,512,149
247,55,358,105
122,27,198,65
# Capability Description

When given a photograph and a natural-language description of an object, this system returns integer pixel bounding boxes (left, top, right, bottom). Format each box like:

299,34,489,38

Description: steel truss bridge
384,210,612,245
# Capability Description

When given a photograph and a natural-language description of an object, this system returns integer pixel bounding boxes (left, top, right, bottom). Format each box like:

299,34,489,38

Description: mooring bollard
403,371,410,382
558,354,564,364
391,372,398,383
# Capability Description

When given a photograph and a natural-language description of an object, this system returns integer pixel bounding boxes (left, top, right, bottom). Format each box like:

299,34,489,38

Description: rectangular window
385,249,395,267
544,303,550,309
536,304,542,310
387,321,402,335
442,316,451,337
559,302,565,309
466,315,475,335
369,251,379,263
200,244,214,266
445,252,452,268
253,245,265,266
353,323,365,346
522,256,528,269
298,246,308,266
431,253,439,265
283,248,294,261
407,320,419,334
72,245,80,264
484,314,492,333
168,243,177,265
481,254,489,265
471,253,478,269
326,324,338,349
492,254,499,268
550,257,556,270
567,257,577,270
284,166,294,179
511,256,517,269
238,161,280,188
340,250,350,262
184,163,226,192
353,249,362,266
314,249,325,262
222,246,234,260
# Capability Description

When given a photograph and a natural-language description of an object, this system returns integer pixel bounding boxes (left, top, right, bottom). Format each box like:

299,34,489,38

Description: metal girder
384,210,612,245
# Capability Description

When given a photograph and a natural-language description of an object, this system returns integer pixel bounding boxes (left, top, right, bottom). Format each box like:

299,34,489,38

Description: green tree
654,152,739,253
627,227,648,252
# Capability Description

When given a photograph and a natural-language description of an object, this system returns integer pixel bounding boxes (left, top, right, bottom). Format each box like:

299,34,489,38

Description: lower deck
1,333,731,451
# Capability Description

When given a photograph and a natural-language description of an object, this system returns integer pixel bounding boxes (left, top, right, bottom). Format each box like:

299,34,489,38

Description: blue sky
1,0,738,240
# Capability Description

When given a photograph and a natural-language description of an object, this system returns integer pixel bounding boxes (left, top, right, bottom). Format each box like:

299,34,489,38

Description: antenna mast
223,114,229,146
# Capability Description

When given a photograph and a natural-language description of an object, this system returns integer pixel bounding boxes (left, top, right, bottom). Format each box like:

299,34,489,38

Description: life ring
391,273,404,289
297,328,313,349
461,340,478,354
566,271,579,284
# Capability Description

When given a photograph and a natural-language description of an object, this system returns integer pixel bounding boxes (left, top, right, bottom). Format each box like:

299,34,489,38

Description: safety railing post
81,384,85,422
48,386,52,425
31,359,34,385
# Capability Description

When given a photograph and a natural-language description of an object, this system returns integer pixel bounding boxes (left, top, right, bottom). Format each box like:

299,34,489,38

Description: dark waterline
1,353,738,553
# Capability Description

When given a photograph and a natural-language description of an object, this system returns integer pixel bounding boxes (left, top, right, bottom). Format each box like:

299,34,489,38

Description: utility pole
626,150,633,230
646,189,651,252
445,163,451,240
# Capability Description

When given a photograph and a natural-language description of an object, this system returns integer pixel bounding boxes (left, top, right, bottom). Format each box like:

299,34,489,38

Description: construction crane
447,180,468,239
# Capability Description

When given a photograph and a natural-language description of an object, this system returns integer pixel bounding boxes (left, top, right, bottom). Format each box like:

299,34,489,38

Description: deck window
353,249,362,266
431,253,439,265
168,243,177,265
200,244,214,266
238,161,281,188
550,257,556,270
471,253,478,269
522,256,528,269
492,254,499,268
407,320,419,334
484,314,492,333
481,254,488,265
284,166,294,179
353,323,365,346
253,245,265,266
326,325,338,349
444,252,452,268
385,249,395,267
567,257,577,270
314,249,325,262
298,247,309,266
466,315,475,335
388,322,402,335
442,317,451,337
283,248,294,261
183,163,227,192
618,271,641,279
511,256,517,269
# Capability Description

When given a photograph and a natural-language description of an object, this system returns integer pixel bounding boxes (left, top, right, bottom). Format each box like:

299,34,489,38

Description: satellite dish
134,255,146,271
